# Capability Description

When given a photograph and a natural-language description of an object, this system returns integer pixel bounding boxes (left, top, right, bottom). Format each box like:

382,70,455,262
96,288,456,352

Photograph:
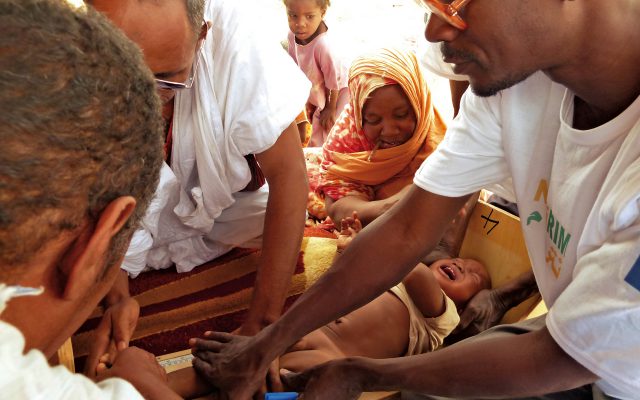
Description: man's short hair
0,0,164,272
185,0,205,36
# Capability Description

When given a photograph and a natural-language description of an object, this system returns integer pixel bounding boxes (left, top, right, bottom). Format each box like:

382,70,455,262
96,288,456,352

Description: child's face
429,258,490,306
362,85,417,149
285,0,325,43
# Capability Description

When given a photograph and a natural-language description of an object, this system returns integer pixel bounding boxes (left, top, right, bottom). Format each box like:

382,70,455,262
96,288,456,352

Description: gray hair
0,0,164,271
185,0,205,35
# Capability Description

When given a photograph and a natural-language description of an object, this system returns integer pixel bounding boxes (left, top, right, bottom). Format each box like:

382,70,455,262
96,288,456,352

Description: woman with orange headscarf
307,47,447,225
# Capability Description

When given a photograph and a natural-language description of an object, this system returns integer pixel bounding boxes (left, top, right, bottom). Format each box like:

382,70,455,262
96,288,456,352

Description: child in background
284,0,350,147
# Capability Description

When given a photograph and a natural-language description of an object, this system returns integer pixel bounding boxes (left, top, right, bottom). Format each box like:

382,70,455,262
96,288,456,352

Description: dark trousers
401,316,616,400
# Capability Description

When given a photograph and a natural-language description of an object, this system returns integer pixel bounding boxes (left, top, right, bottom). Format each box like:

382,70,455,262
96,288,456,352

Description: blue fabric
624,254,640,292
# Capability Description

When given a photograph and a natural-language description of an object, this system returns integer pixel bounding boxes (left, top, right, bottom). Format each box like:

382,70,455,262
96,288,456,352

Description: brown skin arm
326,184,412,226
283,327,597,399
240,122,308,335
190,187,471,399
401,263,446,318
85,270,139,377
97,347,182,400
448,269,539,343
319,89,339,132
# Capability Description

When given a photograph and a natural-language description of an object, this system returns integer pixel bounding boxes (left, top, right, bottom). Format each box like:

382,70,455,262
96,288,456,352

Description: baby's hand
336,211,362,252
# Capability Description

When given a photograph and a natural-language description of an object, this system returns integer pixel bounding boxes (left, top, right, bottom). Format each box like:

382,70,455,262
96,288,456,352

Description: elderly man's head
0,0,163,355
89,0,208,104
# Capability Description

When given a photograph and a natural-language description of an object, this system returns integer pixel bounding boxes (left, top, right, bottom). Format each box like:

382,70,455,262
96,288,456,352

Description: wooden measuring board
156,349,194,373
459,200,546,323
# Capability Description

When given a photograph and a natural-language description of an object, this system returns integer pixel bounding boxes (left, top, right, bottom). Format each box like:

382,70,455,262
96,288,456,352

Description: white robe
123,0,311,277
0,285,144,399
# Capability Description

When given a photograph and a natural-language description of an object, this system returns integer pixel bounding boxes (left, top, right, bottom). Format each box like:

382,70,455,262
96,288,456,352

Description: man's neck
545,4,640,129
162,98,175,125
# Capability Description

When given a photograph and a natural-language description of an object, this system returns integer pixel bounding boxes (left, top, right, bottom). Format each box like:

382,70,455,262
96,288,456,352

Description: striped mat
73,228,337,370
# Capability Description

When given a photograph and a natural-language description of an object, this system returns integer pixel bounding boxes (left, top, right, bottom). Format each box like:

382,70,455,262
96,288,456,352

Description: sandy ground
261,0,455,122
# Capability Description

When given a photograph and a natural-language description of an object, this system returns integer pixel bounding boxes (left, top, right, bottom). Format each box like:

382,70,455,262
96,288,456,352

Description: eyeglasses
421,0,472,31
155,22,208,90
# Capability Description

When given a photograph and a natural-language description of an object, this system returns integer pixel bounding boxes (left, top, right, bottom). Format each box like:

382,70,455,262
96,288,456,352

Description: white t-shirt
0,288,143,399
122,0,311,276
415,71,640,399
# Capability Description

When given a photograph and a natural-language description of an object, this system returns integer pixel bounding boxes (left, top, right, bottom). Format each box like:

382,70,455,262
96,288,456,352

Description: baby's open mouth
441,265,457,281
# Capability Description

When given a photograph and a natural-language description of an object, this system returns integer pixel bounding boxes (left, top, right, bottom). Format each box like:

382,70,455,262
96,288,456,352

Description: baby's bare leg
168,367,217,399
280,348,343,372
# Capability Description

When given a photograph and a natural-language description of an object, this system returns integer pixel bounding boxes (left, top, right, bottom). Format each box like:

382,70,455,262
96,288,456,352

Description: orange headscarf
315,47,447,201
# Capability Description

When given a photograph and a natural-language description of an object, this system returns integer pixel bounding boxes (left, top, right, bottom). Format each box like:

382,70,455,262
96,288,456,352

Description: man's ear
200,20,212,41
61,196,137,300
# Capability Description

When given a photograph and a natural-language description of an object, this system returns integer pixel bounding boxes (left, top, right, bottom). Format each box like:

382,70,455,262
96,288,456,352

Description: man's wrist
339,357,381,393
490,288,511,314
494,271,539,310
105,270,131,306
252,322,293,369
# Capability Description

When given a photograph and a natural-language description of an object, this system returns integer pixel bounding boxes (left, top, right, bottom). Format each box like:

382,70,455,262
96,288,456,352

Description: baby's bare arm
402,264,445,318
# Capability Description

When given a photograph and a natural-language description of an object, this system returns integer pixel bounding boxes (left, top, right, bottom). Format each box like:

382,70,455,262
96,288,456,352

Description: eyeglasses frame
155,21,209,90
422,0,473,31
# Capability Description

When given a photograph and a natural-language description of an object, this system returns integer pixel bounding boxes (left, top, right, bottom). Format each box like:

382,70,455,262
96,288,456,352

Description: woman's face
361,85,417,149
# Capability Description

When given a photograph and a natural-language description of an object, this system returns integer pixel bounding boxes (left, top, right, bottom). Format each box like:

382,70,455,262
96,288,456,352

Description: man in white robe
86,0,311,372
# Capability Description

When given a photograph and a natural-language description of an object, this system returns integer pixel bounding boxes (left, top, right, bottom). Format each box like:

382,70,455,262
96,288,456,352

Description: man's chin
469,72,533,98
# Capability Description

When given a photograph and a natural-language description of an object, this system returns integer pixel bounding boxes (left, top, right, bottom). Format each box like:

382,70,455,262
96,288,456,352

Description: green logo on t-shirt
527,211,542,225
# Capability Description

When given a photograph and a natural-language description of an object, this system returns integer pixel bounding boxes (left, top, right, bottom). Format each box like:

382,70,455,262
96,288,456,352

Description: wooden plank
359,391,401,399
56,337,76,373
459,201,546,323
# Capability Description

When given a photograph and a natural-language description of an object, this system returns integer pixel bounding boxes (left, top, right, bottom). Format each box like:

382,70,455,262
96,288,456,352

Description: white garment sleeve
417,39,469,81
414,88,510,197
547,163,640,400
206,0,311,156
0,322,144,399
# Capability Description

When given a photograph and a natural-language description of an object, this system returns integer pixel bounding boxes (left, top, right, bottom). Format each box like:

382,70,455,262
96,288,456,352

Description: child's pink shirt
287,28,349,110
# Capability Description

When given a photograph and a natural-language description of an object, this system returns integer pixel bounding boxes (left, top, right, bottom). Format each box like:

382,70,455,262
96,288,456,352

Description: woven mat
73,228,337,369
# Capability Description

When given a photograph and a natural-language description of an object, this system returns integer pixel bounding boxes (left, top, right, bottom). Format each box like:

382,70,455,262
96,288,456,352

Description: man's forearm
354,327,596,397
246,123,308,332
245,179,306,330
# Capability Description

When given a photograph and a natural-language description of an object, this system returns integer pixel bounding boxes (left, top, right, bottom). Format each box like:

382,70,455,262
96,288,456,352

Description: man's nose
425,13,460,43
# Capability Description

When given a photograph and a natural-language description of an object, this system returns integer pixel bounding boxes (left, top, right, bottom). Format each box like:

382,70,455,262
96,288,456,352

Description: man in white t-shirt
0,0,178,398
188,1,640,399
86,0,311,373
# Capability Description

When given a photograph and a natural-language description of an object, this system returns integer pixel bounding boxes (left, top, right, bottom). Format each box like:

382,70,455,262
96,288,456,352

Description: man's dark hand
446,288,506,344
97,347,181,400
85,297,140,377
190,331,268,400
281,360,365,400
